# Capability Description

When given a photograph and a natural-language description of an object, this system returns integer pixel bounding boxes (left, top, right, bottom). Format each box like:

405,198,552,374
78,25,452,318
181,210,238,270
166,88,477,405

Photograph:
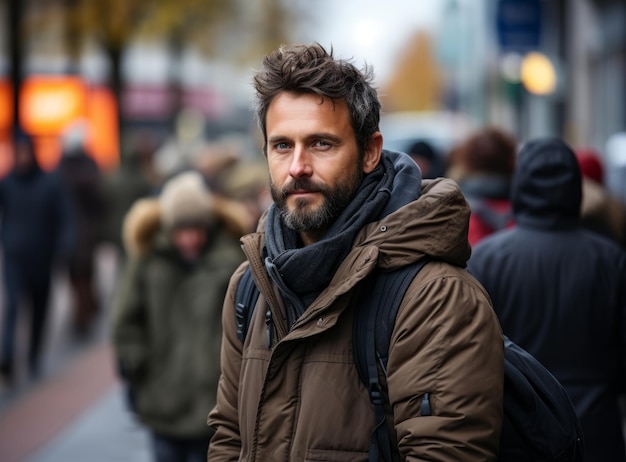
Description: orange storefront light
20,76,86,136
86,86,119,171
0,76,120,172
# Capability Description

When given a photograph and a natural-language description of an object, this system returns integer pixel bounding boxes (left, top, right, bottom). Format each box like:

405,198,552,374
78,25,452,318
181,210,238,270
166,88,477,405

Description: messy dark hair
253,42,381,156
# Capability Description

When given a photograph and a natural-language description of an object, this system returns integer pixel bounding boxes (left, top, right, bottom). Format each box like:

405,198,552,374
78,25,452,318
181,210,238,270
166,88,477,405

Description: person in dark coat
57,139,106,335
468,137,626,462
0,133,75,381
407,139,441,179
102,133,157,256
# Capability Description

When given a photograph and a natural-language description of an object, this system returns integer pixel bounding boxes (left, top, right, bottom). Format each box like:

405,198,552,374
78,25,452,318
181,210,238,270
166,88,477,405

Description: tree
60,0,293,146
381,30,442,112
7,0,24,138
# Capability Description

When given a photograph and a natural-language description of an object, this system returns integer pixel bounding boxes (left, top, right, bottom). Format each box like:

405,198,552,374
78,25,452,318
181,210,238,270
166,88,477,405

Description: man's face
171,226,208,262
266,92,381,243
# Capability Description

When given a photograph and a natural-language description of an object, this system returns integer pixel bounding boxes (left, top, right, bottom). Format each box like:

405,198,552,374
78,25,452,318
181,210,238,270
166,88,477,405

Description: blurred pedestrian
152,108,208,182
407,139,441,179
0,133,75,382
102,132,157,258
57,125,107,335
212,158,271,233
468,138,626,462
450,127,517,246
575,147,626,248
111,170,247,462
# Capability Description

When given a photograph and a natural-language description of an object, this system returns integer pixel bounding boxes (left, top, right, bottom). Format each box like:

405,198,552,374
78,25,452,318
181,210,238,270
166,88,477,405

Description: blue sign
496,0,543,52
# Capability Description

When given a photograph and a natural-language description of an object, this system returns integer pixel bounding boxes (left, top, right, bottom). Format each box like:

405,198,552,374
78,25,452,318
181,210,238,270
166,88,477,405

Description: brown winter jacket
208,178,504,461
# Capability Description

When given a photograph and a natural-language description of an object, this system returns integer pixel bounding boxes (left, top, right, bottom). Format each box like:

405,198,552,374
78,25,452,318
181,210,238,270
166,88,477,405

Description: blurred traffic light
520,52,557,95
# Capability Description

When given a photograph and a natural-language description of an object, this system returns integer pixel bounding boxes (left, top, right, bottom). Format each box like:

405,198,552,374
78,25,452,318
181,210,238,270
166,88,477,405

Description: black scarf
264,153,406,326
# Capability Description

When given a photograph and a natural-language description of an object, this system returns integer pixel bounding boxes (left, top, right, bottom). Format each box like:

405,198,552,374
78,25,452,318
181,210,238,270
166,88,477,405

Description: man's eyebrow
268,135,289,144
267,133,342,144
310,132,342,143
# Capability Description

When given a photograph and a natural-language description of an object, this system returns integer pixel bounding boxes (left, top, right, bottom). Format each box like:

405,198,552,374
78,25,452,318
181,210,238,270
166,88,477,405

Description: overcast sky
293,0,447,84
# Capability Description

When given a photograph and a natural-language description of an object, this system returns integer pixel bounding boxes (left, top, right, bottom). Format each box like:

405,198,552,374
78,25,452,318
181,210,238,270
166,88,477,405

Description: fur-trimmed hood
122,194,252,257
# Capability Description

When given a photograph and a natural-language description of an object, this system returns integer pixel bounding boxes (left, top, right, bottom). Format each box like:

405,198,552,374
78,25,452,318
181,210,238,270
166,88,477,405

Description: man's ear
363,132,383,174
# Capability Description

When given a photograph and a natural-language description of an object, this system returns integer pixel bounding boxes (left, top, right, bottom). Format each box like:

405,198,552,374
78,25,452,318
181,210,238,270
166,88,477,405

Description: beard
271,164,363,233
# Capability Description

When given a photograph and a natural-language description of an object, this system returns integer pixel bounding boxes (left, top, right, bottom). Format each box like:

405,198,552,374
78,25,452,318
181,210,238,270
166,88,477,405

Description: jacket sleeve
388,264,504,461
207,263,248,461
111,257,149,382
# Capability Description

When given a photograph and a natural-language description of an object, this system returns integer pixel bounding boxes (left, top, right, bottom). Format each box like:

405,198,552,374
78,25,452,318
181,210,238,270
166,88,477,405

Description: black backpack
235,261,585,462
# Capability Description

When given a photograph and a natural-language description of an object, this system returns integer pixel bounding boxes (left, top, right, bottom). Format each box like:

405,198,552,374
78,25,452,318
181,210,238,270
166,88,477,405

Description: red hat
575,148,604,185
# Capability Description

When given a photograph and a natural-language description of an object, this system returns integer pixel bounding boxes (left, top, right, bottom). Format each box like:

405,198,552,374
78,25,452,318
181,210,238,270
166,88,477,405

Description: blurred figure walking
57,125,107,335
468,138,626,461
0,133,75,382
449,127,517,246
407,139,442,179
111,170,247,462
101,133,157,258
575,147,626,248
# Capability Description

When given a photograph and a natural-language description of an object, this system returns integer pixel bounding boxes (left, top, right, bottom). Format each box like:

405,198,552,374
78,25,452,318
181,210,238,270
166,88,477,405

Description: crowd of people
0,41,625,461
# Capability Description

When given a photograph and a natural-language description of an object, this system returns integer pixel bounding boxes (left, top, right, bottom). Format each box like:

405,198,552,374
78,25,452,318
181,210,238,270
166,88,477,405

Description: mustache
271,178,331,206
282,178,327,195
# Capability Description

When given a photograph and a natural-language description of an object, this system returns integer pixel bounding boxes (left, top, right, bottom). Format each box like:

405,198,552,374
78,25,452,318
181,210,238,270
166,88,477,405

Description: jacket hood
360,149,470,269
512,138,582,229
356,176,471,270
123,195,251,257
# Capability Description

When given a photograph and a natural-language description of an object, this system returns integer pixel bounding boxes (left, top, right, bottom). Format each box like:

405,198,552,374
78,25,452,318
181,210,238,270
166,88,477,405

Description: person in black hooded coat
0,134,75,381
468,138,626,462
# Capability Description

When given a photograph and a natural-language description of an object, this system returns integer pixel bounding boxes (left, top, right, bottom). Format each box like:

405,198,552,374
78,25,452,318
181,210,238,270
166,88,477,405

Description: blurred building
0,1,279,177
435,0,624,153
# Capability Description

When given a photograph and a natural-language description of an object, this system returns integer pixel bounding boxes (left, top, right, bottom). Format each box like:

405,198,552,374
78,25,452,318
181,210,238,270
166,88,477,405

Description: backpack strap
235,266,260,343
353,259,430,462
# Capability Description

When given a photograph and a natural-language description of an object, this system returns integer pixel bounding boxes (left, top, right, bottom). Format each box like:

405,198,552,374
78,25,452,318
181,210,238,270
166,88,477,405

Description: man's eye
314,140,331,148
275,142,290,150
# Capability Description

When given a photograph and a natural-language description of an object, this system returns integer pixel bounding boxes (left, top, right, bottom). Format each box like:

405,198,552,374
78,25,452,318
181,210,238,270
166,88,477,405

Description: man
112,170,247,462
208,43,504,461
468,138,626,461
0,133,75,382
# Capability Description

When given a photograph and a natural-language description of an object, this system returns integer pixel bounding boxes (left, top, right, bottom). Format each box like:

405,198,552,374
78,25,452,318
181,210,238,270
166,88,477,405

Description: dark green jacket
112,223,245,438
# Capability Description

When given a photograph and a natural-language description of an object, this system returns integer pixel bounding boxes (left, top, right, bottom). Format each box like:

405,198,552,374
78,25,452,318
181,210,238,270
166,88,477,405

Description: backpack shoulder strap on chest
353,258,429,462
235,266,260,343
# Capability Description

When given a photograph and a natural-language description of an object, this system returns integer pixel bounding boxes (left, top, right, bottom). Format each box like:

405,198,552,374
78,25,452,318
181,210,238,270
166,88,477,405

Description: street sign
496,0,543,52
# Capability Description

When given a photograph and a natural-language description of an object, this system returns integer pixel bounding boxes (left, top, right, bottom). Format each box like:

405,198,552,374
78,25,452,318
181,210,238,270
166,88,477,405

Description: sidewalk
0,245,151,462
0,341,151,462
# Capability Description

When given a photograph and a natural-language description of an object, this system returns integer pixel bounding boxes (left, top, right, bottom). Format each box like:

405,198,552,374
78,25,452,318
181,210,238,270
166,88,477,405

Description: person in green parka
111,170,248,462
